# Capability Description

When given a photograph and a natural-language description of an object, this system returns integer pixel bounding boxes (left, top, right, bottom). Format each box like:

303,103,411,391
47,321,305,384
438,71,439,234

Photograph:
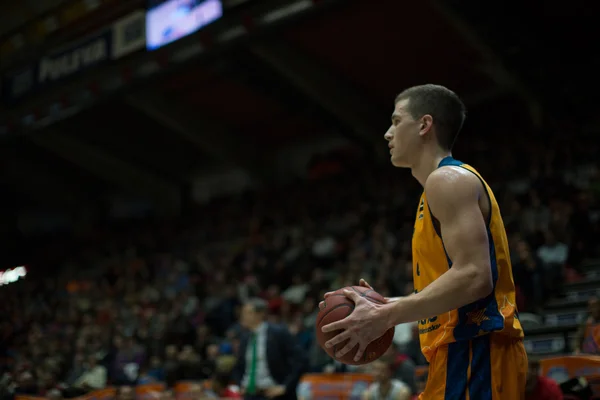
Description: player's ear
419,115,433,136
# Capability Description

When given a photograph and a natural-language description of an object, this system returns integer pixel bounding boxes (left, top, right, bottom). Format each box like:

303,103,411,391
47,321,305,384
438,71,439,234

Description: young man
320,84,527,399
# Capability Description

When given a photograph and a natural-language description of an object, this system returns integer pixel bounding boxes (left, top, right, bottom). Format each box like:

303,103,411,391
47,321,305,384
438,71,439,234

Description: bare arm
385,167,494,326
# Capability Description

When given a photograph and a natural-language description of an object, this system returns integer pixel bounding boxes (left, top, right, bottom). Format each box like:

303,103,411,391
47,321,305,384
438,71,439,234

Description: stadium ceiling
0,0,587,212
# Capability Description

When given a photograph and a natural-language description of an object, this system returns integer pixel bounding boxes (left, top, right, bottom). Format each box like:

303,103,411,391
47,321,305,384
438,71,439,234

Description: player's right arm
383,167,494,326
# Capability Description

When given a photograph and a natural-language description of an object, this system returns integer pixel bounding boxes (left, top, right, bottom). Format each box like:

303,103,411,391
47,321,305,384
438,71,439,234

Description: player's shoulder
425,165,481,201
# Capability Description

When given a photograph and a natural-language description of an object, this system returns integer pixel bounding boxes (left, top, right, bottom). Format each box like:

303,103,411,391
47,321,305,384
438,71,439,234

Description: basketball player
320,84,527,399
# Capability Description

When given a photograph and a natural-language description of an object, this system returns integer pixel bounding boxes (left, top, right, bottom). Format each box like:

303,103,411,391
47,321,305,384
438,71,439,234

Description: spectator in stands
537,230,569,294
1,134,599,399
512,239,544,311
525,358,562,400
573,296,600,355
47,388,63,400
163,345,181,387
384,345,416,395
73,355,107,391
177,345,204,380
116,385,135,400
403,324,426,367
112,336,146,385
537,230,569,267
204,373,242,399
232,298,306,400
362,359,411,400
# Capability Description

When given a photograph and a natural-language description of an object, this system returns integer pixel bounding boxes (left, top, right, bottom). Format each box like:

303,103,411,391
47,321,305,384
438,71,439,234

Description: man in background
233,298,306,400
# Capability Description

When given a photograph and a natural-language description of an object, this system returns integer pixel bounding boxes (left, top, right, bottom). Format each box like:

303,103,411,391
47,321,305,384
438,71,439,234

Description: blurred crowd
0,133,599,399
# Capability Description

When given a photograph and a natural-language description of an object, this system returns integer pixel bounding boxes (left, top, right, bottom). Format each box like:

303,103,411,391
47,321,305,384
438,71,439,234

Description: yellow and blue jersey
412,156,524,362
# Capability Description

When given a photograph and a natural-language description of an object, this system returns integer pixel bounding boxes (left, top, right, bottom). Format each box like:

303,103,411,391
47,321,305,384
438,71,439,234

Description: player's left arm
386,167,494,326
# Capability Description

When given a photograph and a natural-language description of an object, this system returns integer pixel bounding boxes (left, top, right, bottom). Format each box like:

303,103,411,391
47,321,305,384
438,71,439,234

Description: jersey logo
419,199,424,211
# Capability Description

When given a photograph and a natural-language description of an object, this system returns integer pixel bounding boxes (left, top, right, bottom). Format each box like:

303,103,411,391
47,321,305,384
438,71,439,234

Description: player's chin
390,156,408,168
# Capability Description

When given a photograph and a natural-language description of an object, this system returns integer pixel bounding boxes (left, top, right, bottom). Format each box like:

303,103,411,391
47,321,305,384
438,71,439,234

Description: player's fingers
342,289,361,302
318,300,326,310
321,319,348,334
359,279,373,289
335,338,358,359
324,329,351,349
323,291,335,299
353,342,368,362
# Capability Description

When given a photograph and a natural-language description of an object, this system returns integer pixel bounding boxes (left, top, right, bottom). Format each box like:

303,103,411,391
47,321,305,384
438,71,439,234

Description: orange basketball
315,286,394,365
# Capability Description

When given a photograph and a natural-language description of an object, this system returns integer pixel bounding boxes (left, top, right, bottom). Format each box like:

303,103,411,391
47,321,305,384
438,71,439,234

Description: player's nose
384,127,393,141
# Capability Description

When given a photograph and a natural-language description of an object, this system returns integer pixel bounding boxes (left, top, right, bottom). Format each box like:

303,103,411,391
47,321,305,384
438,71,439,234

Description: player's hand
319,279,374,311
321,288,392,362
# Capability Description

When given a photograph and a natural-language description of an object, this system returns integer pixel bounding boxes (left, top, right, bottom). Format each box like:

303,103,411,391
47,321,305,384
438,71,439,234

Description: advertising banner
297,373,373,400
2,9,146,104
37,31,111,86
2,30,112,103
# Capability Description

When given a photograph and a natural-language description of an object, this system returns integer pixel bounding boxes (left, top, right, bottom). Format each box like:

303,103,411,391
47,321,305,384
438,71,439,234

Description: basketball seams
316,302,354,327
365,296,384,304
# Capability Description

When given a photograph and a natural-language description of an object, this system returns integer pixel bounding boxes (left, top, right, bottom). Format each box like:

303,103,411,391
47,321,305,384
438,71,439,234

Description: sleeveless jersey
412,156,523,361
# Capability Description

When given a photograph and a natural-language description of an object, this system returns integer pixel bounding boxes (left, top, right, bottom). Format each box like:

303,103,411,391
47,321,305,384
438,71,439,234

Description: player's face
384,99,422,168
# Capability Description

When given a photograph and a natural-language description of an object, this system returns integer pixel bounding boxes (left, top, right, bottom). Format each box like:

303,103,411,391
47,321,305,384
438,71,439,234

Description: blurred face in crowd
165,345,178,360
160,390,175,400
240,303,265,330
206,344,219,360
150,356,161,368
196,325,208,339
516,240,531,260
47,389,62,400
188,383,204,398
372,360,392,383
385,99,429,168
117,386,135,400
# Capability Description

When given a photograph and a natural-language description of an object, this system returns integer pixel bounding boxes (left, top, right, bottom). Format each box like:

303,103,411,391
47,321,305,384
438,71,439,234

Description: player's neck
411,148,452,187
